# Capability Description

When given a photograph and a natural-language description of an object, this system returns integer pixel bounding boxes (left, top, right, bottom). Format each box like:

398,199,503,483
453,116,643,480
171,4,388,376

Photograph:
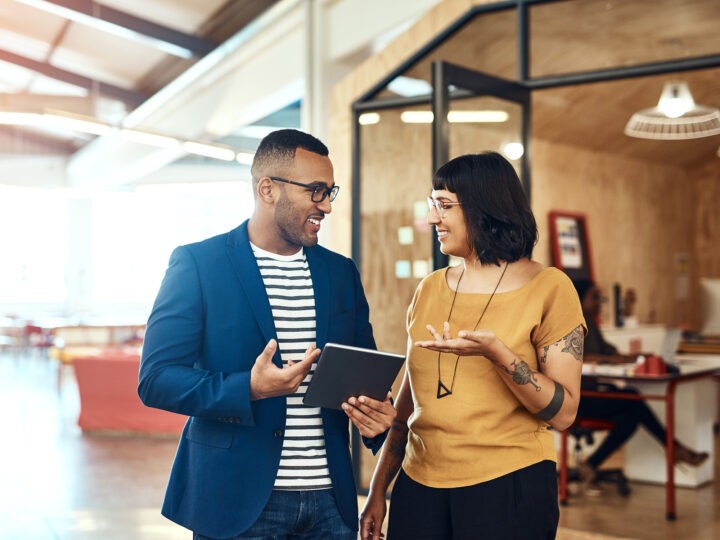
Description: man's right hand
250,340,320,400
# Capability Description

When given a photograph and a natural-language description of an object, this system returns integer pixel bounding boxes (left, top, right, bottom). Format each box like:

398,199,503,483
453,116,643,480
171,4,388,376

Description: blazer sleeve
138,246,255,425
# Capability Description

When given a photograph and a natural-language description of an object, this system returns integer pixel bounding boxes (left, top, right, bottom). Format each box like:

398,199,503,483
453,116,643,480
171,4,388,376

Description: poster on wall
548,211,593,281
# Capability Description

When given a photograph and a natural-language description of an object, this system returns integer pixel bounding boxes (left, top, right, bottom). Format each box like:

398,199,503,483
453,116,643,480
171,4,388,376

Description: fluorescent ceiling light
43,110,113,136
183,141,236,161
0,111,42,126
120,128,180,149
400,111,433,123
235,152,255,165
16,0,194,58
449,110,509,123
0,107,250,161
400,110,509,124
358,112,380,125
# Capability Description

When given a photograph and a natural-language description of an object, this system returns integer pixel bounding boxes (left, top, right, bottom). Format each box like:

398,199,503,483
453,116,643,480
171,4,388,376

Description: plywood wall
531,139,700,328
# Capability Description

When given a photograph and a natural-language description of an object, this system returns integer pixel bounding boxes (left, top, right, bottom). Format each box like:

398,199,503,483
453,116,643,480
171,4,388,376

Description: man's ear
257,177,275,203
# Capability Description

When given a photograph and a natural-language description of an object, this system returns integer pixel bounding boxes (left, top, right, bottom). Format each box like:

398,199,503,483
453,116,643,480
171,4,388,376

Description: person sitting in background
573,279,708,494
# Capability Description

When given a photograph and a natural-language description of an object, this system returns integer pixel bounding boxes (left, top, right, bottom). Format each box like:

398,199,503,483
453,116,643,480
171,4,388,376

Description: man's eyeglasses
427,197,462,215
269,176,340,203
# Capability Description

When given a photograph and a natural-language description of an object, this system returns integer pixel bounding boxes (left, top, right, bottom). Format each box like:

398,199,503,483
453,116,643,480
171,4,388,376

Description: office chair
559,418,631,505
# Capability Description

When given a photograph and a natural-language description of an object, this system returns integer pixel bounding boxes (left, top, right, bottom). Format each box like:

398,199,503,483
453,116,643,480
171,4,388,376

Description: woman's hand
415,321,503,359
359,492,387,539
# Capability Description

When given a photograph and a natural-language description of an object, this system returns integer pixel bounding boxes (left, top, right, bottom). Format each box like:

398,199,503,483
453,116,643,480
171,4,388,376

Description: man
139,129,396,539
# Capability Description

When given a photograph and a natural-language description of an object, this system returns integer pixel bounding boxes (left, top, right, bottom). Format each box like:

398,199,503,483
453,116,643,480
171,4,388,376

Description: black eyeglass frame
269,176,340,203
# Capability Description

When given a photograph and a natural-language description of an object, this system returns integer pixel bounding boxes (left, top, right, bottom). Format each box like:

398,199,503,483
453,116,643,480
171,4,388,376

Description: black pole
431,61,450,271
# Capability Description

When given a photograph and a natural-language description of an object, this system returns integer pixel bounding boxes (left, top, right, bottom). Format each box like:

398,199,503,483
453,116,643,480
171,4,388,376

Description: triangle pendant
437,380,452,399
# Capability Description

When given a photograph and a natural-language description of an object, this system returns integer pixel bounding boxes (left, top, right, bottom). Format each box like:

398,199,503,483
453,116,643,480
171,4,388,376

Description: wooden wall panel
531,139,699,328
695,163,720,281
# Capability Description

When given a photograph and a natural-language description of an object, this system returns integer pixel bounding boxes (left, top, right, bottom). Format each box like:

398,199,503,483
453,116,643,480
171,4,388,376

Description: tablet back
303,343,405,410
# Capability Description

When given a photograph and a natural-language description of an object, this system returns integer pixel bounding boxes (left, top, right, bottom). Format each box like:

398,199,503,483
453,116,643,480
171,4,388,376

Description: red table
73,350,186,434
559,355,720,520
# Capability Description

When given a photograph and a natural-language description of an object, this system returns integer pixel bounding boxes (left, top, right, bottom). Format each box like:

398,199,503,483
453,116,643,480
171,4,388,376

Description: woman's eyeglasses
269,176,340,203
427,197,462,216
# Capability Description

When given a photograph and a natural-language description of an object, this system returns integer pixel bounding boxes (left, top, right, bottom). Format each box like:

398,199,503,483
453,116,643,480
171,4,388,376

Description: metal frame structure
349,0,720,499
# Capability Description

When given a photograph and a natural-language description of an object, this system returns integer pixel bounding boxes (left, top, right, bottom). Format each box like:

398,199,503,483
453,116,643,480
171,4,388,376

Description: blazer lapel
306,247,329,347
226,222,278,361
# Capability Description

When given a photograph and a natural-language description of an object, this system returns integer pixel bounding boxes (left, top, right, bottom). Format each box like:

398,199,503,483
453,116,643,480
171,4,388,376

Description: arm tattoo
502,358,541,391
534,381,565,422
561,325,585,362
539,345,550,364
539,325,585,364
388,419,408,457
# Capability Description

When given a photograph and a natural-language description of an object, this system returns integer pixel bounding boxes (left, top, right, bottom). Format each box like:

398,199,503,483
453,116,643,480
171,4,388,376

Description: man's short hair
251,129,329,190
432,152,538,265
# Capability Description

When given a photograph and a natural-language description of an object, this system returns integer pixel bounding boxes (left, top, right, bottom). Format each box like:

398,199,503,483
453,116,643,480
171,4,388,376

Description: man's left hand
341,392,396,438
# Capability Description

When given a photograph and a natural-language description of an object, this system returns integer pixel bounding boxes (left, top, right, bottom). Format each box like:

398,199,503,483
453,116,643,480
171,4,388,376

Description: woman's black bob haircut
432,152,538,265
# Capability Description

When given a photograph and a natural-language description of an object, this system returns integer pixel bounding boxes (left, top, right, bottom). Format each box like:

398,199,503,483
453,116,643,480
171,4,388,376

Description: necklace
436,262,509,399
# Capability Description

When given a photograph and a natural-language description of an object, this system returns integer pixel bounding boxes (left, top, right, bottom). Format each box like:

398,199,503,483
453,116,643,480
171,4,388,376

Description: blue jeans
193,489,356,540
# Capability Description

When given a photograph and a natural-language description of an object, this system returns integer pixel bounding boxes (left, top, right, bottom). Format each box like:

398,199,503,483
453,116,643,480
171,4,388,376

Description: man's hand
250,340,320,400
342,391,396,438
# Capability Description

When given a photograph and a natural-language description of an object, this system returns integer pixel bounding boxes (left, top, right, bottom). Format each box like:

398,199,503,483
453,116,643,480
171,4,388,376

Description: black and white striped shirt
251,243,331,491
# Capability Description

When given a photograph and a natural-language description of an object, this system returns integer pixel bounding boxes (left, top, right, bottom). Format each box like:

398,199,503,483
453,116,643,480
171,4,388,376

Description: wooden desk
561,355,720,520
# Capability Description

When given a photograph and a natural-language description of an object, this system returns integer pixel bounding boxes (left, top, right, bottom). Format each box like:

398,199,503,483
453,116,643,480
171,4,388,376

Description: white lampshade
624,82,720,140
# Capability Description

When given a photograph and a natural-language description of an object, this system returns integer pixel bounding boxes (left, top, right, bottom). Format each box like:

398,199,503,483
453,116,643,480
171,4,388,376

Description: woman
360,152,586,540
573,279,708,493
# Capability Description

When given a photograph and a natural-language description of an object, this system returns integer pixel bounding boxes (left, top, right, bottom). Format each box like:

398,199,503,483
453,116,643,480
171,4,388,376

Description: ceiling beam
0,48,147,107
0,125,80,155
17,0,216,58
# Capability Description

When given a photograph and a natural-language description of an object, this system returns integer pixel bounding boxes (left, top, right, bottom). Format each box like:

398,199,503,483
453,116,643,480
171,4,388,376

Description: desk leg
666,380,678,521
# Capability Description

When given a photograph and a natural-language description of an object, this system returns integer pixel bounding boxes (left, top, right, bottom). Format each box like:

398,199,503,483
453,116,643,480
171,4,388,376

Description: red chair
22,323,55,356
559,417,630,504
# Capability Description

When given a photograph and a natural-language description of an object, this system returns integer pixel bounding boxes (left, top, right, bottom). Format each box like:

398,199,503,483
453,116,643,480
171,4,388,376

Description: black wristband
534,381,564,422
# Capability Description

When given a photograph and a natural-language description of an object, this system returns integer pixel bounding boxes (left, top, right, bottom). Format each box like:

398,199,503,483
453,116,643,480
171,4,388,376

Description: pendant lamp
624,82,720,140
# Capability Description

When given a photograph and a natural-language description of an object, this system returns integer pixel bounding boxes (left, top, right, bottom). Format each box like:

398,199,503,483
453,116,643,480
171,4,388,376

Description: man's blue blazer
138,220,380,538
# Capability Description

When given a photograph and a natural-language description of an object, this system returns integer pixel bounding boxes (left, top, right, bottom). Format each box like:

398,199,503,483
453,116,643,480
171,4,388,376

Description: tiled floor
0,352,185,540
2,350,719,539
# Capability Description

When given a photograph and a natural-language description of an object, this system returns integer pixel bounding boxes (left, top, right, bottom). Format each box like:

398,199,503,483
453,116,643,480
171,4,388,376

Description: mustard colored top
402,266,585,488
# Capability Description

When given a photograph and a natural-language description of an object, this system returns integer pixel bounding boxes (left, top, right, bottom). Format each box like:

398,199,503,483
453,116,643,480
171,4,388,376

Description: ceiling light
400,110,510,124
43,110,113,136
0,107,248,161
236,152,255,165
183,141,236,161
388,76,432,97
657,82,694,118
400,110,433,123
358,112,380,125
0,111,42,126
448,110,509,123
625,82,720,140
16,0,195,58
502,142,524,160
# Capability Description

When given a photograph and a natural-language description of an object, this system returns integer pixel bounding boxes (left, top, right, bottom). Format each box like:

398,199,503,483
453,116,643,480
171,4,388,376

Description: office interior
1,0,720,539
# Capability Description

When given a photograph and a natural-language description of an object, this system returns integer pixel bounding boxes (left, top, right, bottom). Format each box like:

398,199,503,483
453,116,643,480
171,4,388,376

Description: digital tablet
303,343,405,410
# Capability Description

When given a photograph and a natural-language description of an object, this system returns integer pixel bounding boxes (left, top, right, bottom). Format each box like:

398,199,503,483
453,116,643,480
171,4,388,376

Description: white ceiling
0,0,443,189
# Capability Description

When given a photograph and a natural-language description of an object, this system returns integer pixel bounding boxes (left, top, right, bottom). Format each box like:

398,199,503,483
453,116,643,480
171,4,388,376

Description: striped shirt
251,243,331,491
